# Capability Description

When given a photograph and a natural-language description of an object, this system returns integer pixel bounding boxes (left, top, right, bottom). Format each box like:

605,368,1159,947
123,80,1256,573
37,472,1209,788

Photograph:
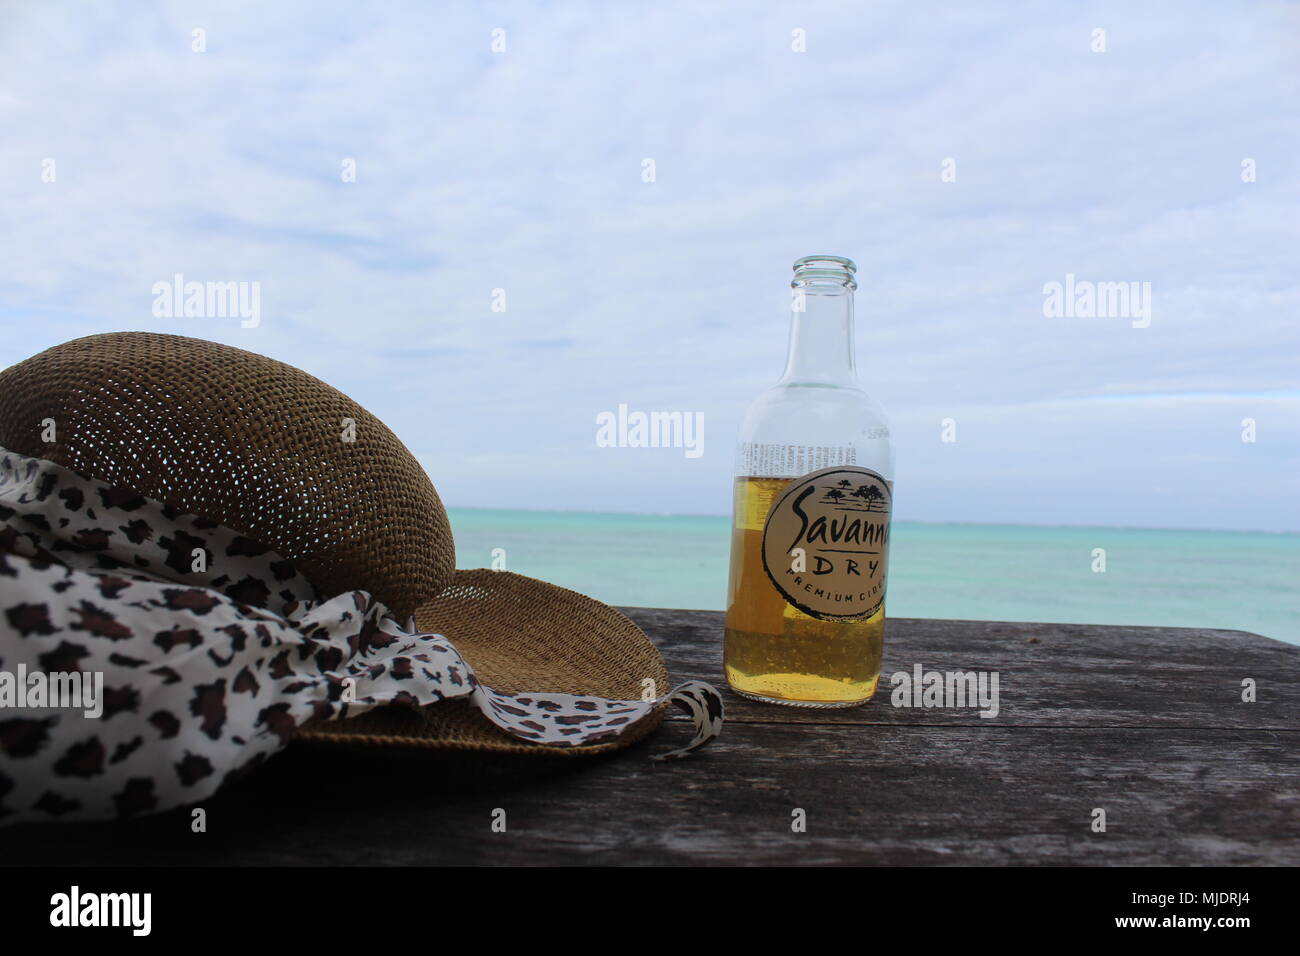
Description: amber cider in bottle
723,256,893,707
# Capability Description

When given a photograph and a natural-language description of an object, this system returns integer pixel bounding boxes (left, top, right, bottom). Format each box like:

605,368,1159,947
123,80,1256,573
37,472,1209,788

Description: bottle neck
778,270,858,388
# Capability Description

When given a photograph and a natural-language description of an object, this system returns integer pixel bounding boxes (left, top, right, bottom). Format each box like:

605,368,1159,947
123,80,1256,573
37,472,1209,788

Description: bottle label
738,441,859,477
760,465,891,620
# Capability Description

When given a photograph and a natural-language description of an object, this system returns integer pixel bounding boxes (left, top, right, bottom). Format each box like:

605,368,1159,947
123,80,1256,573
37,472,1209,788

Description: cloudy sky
1,1,1296,531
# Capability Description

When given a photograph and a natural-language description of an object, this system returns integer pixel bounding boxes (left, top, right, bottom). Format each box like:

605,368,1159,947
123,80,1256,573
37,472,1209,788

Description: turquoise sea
447,509,1300,646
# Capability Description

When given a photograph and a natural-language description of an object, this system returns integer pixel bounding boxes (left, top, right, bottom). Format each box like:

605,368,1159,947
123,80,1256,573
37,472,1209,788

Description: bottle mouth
792,255,857,290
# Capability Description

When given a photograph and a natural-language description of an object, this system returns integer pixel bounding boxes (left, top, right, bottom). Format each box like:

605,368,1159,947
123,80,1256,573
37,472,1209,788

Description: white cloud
0,0,1296,530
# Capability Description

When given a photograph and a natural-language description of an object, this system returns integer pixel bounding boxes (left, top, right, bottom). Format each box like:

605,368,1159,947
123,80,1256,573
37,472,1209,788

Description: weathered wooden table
8,610,1298,865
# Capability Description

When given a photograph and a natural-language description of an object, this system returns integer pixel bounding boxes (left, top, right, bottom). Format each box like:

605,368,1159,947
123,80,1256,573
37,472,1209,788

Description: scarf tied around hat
0,447,723,824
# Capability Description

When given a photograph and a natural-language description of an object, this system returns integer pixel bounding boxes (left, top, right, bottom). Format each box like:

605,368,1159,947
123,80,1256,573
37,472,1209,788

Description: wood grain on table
7,610,1297,866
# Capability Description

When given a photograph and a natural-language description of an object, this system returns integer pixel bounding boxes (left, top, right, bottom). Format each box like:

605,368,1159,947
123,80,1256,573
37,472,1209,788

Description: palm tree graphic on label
820,481,885,512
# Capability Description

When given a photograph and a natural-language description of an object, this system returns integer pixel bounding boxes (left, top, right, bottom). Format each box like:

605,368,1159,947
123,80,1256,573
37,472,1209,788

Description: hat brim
295,569,669,755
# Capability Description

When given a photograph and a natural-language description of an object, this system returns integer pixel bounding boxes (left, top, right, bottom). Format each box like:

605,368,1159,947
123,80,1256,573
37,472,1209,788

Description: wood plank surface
5,610,1297,866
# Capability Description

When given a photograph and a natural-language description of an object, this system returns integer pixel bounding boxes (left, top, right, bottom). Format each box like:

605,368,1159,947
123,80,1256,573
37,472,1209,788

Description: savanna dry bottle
724,256,894,707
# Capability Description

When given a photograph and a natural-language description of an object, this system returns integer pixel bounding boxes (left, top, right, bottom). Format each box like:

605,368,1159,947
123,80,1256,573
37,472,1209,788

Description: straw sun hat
0,332,721,823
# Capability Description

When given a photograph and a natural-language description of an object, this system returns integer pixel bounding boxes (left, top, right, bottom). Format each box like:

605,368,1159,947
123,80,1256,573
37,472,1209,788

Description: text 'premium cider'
724,256,894,707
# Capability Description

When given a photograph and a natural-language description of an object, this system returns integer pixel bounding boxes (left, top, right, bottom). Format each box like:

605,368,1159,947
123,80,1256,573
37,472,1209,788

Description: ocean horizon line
443,504,1300,537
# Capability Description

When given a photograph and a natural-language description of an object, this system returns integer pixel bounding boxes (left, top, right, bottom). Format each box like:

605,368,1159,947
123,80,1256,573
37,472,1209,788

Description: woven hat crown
0,332,453,618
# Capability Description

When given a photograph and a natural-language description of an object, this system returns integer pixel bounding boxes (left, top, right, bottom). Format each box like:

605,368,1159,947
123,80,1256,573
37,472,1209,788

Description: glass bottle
723,255,894,707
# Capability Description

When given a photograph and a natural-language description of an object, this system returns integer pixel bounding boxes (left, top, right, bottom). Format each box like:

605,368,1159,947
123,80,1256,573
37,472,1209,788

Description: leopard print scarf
0,447,722,824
